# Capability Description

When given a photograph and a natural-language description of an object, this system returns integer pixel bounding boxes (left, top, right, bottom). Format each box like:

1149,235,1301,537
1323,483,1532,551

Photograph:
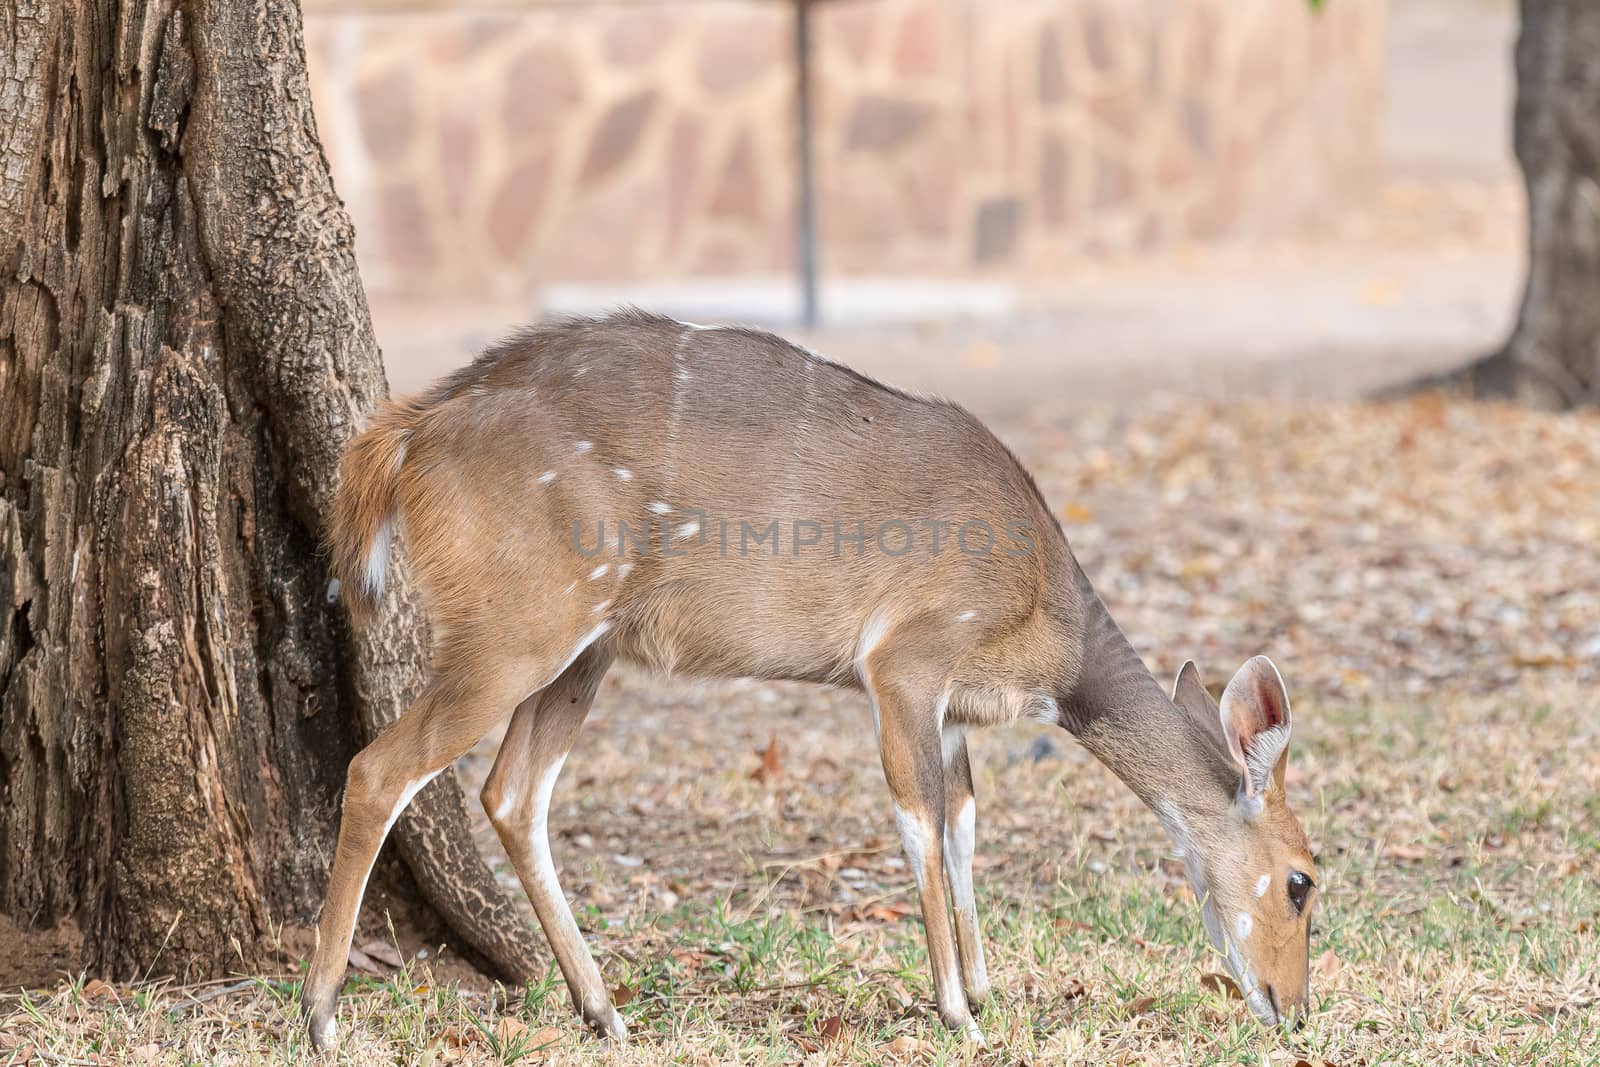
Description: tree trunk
1463,0,1600,408
0,0,539,982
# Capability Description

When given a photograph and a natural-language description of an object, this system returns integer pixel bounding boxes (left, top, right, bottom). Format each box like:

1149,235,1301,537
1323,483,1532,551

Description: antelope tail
327,400,423,624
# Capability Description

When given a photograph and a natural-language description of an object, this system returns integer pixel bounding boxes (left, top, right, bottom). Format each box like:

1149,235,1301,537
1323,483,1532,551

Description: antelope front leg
480,648,625,1041
942,727,990,1009
868,673,975,1038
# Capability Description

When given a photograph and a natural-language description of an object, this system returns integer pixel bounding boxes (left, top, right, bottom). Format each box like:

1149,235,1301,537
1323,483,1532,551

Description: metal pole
795,0,820,328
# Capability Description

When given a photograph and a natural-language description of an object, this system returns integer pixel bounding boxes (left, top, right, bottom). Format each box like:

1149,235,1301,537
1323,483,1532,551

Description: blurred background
299,0,1522,420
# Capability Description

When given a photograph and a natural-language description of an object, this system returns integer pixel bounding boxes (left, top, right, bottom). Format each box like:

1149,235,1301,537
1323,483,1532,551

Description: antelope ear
1171,661,1224,740
1219,656,1292,798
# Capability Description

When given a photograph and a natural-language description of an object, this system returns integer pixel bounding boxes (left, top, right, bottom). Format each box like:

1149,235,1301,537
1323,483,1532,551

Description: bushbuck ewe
305,311,1317,1048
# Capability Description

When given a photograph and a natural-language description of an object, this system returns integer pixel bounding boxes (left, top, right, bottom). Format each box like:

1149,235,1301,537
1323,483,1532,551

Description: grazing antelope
304,311,1317,1049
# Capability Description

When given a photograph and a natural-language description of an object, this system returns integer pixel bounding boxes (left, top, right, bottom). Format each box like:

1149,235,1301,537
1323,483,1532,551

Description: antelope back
381,312,1070,683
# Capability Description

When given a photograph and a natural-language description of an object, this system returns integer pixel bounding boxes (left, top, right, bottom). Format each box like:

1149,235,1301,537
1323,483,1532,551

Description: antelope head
1169,656,1317,1028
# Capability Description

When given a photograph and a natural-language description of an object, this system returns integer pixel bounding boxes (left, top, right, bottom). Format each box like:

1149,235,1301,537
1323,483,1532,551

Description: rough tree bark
1457,0,1600,408
0,0,540,982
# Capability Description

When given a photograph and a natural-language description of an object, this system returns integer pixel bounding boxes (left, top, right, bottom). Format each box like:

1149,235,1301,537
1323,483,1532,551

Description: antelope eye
1287,870,1315,913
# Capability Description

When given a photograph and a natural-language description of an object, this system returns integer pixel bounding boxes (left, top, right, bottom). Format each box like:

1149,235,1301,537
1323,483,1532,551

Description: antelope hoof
583,1005,628,1042
307,1011,338,1052
939,1004,977,1036
961,1019,988,1047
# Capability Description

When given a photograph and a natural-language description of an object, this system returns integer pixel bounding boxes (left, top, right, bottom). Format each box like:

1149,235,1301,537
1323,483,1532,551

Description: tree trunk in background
1465,0,1600,408
0,0,539,982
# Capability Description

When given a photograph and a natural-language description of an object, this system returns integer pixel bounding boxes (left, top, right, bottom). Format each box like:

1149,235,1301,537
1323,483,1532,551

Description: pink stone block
893,5,944,79
503,42,584,143
665,113,705,246
580,90,659,184
1040,132,1071,226
1038,21,1069,105
605,10,675,67
845,95,935,154
696,14,784,95
710,130,763,223
438,109,479,221
378,185,436,272
355,67,414,164
823,4,878,68
488,149,554,261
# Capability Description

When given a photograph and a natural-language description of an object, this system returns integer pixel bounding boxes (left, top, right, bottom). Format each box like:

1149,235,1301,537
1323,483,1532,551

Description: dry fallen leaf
817,1014,845,1043
494,1017,528,1044
346,946,384,976
611,983,636,1007
750,730,782,783
1127,995,1157,1014
1313,948,1342,980
881,1034,926,1058
82,978,116,1001
1200,972,1242,1000
859,900,914,924
1383,842,1428,861
358,939,403,968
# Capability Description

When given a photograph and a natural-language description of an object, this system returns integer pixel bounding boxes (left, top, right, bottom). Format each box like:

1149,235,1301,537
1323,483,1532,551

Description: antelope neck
1056,569,1235,829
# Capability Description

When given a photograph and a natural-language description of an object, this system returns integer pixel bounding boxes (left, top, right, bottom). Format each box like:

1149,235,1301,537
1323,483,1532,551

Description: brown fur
305,312,1316,1047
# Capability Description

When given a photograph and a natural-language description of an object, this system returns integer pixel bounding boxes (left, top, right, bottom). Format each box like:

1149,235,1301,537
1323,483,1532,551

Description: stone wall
303,0,1386,299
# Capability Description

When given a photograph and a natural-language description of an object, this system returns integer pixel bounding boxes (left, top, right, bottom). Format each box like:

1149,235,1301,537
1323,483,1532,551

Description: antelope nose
1267,985,1307,1031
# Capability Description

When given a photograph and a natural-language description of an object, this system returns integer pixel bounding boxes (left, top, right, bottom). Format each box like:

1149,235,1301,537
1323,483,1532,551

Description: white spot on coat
538,470,557,484
1254,873,1271,898
575,441,593,454
589,564,608,580
674,521,700,540
648,501,672,514
592,599,611,614
1234,912,1253,943
614,467,632,481
955,610,978,622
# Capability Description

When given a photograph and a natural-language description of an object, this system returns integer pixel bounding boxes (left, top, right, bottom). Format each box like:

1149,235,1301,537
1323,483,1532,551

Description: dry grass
4,398,1597,1065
